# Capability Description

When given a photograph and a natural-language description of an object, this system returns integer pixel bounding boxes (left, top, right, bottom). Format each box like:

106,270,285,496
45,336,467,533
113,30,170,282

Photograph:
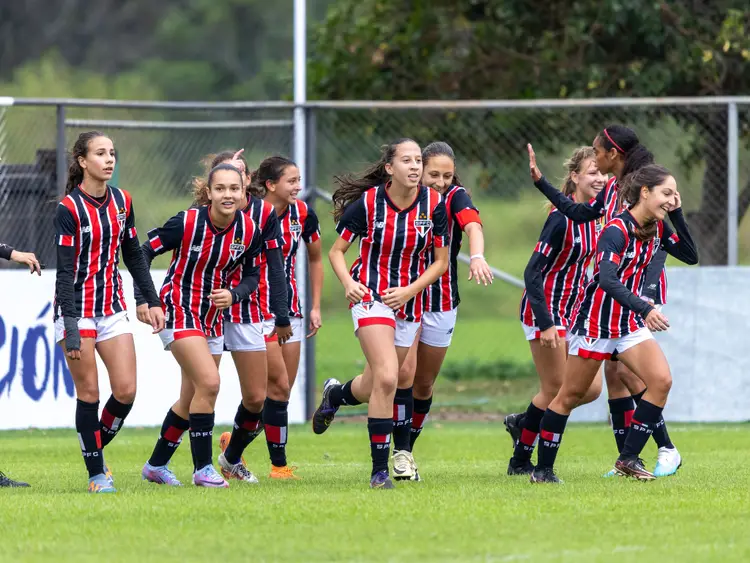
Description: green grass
1,424,749,562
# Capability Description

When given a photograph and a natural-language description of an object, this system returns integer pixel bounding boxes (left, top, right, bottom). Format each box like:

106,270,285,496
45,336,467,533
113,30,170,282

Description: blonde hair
546,146,596,210
192,150,249,206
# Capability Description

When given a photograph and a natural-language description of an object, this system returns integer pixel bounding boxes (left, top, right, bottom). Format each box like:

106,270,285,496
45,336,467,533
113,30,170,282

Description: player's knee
196,374,221,402
413,379,434,399
111,381,136,404
582,376,602,404
650,370,672,398
372,364,398,396
267,379,291,402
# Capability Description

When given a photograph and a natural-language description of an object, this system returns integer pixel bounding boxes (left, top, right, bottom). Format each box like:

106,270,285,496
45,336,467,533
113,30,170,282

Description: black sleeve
262,209,284,252
121,203,161,308
302,207,321,243
641,249,667,301
230,231,263,306
661,208,699,265
0,243,13,261
55,205,79,318
597,226,654,319
335,197,367,242
431,201,449,246
533,176,606,222
134,212,185,306
523,212,566,331
450,188,482,229
265,247,291,327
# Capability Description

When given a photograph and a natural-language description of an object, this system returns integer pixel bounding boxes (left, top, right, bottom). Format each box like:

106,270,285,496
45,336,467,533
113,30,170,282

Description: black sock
631,390,646,405
224,403,263,465
392,387,413,452
189,412,215,472
536,409,569,470
329,379,362,408
99,395,133,448
148,409,190,467
410,396,432,450
620,399,663,460
608,397,635,453
264,398,289,467
76,399,104,478
652,416,674,449
512,402,545,463
368,417,392,477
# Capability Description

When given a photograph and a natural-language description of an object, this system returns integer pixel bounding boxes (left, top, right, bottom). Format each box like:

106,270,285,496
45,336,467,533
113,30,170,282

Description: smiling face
208,168,244,219
385,141,423,189
265,165,301,205
422,154,455,194
640,175,677,221
572,158,608,202
79,136,115,182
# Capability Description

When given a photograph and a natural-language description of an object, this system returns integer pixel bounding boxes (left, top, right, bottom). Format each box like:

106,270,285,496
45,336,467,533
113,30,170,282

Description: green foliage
439,358,536,381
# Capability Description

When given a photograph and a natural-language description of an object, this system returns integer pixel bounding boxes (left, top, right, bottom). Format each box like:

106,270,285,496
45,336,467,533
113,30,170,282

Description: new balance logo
625,251,636,258
374,221,385,229
81,226,92,234
190,245,202,253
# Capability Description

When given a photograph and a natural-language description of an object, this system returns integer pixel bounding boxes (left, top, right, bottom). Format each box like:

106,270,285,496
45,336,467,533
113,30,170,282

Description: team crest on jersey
117,208,127,231
229,237,246,261
596,218,604,234
289,219,302,242
653,237,660,248
414,212,433,237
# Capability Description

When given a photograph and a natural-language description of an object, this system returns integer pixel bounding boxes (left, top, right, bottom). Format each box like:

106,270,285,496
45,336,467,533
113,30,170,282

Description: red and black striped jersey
520,204,600,329
54,186,137,319
225,197,282,324
274,200,320,318
425,185,481,312
146,206,261,336
336,184,449,323
573,209,697,338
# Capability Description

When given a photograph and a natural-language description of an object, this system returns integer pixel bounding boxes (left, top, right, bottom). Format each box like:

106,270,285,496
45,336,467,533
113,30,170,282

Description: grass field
1,423,749,562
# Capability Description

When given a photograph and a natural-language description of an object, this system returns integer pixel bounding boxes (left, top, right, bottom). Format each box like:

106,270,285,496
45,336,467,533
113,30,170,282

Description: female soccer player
531,164,698,483
390,141,492,481
245,156,323,480
138,163,262,488
54,131,164,494
526,127,681,477
312,138,449,489
505,147,607,476
180,150,290,485
0,241,41,488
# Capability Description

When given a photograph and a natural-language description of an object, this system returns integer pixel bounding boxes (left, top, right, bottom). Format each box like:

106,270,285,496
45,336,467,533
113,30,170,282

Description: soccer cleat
530,466,562,484
141,462,183,486
88,473,116,494
269,465,302,480
410,453,422,482
392,450,415,481
504,413,523,446
614,457,656,481
654,447,682,477
602,468,620,478
311,378,341,435
0,472,30,488
369,471,396,489
103,462,114,487
193,465,229,488
218,453,259,484
219,431,248,467
507,457,534,476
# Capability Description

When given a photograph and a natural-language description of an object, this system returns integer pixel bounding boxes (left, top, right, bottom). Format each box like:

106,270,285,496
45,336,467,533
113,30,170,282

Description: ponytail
598,125,654,180
65,131,107,196
332,138,417,222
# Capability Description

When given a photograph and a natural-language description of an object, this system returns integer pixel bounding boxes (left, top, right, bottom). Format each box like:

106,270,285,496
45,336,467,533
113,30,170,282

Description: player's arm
331,197,368,304
641,249,667,302
55,205,82,355
523,213,566,332
0,242,41,274
534,176,606,222
451,189,492,285
134,212,185,307
121,203,161,309
261,211,291,329
662,206,699,265
303,207,324,335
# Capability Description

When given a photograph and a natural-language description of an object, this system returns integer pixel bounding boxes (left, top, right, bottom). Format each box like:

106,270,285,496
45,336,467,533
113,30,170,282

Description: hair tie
603,129,626,154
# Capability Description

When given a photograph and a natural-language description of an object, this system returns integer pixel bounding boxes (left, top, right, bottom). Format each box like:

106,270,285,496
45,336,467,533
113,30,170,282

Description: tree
309,1,750,264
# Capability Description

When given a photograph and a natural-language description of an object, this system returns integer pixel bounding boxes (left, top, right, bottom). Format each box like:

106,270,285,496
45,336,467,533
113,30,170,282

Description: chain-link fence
1,97,748,414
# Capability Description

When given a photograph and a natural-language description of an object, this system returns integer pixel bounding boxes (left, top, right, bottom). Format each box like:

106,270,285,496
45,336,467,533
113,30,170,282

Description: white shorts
419,309,458,348
568,327,653,361
158,328,224,356
351,301,420,348
262,317,303,345
224,321,265,352
521,323,570,342
54,311,132,344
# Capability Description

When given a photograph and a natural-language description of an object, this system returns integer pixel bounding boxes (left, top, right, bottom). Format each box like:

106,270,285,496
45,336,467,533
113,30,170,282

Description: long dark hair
332,138,417,222
65,131,109,195
422,141,462,187
597,125,654,179
250,155,297,198
192,150,250,206
618,164,673,241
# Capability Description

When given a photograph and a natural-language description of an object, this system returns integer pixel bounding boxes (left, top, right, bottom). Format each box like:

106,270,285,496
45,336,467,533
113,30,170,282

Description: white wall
0,271,306,430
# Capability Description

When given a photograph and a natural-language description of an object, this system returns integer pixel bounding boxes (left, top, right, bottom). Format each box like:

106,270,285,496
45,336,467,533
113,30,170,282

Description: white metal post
727,102,739,266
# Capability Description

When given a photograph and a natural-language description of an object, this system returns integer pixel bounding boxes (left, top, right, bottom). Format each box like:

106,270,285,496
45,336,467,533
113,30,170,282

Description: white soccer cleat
218,453,259,484
654,447,682,477
392,450,415,481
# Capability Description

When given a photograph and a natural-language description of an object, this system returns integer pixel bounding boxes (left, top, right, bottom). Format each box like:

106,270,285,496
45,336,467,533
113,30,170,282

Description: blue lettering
21,325,50,401
0,317,19,397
